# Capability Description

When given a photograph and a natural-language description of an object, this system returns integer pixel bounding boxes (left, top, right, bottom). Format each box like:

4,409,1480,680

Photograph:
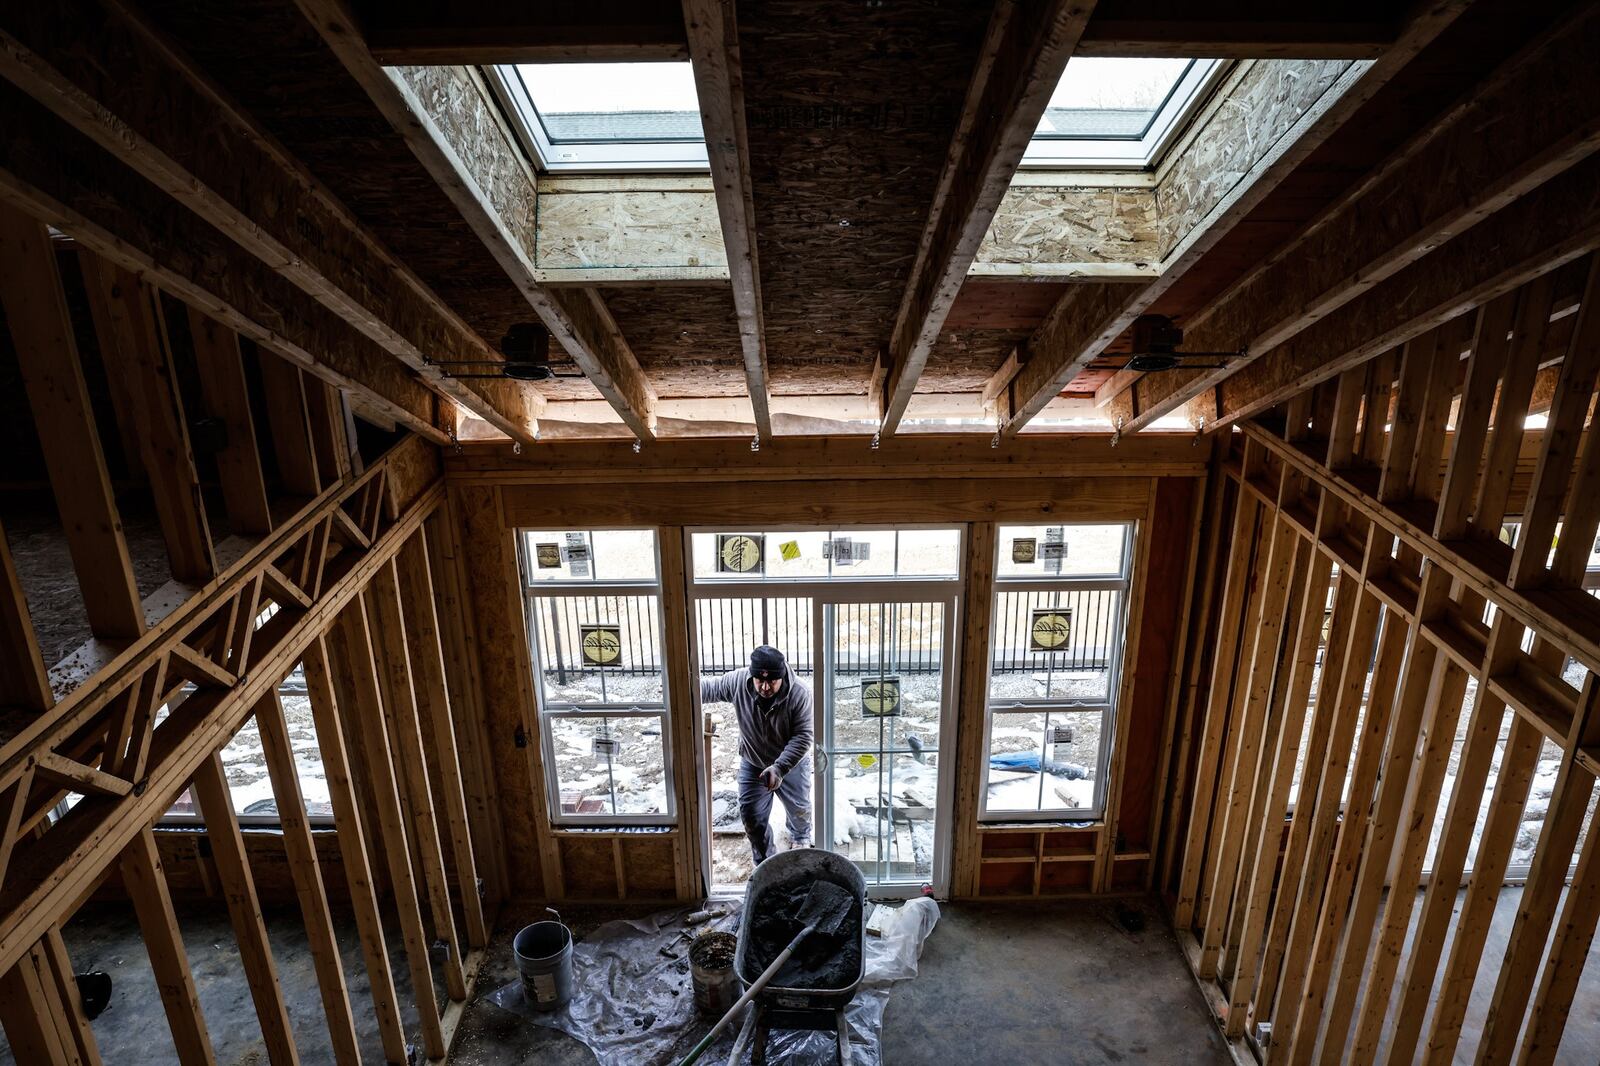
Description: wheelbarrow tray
734,849,866,1011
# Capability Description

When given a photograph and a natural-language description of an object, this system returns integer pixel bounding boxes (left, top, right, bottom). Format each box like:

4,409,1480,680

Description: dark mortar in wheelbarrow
747,879,864,989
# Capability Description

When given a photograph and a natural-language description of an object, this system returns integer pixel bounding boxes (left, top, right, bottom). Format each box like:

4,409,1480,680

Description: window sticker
779,539,801,562
535,542,561,569
1029,608,1073,652
861,676,902,717
579,623,622,667
717,533,764,574
1011,537,1037,564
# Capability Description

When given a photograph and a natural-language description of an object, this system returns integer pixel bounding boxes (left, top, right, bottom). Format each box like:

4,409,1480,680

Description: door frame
680,527,967,897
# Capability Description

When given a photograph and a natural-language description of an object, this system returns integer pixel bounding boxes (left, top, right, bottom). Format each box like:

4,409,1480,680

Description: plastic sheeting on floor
488,896,940,1066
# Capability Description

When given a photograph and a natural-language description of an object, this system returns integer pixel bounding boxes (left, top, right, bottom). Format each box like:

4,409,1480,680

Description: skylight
491,62,708,171
1021,58,1226,169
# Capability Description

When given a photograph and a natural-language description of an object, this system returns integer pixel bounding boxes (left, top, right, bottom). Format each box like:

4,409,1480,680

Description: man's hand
760,765,782,791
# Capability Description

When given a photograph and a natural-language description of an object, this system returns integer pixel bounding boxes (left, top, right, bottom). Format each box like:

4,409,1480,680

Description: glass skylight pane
1034,58,1194,141
517,62,703,144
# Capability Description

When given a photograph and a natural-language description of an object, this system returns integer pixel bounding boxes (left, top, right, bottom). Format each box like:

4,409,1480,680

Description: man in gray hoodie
700,645,814,864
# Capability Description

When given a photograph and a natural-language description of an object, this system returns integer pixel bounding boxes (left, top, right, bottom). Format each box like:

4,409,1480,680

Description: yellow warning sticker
856,754,877,769
779,540,801,561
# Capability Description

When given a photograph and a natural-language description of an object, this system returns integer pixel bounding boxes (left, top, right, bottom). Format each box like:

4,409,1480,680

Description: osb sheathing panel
1154,59,1355,259
536,185,726,275
621,837,680,898
978,187,1161,270
602,287,750,398
394,65,539,265
558,836,620,899
923,329,1028,392
740,0,994,394
452,484,547,891
385,433,445,513
133,1,577,398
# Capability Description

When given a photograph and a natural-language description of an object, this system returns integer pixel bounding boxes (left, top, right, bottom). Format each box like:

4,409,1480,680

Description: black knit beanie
749,645,786,680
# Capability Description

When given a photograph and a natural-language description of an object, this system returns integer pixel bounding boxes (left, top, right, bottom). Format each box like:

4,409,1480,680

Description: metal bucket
689,931,741,1015
513,910,574,1011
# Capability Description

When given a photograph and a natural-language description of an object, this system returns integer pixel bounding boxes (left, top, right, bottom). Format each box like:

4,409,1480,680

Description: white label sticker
1044,528,1065,573
592,736,621,757
530,972,558,1002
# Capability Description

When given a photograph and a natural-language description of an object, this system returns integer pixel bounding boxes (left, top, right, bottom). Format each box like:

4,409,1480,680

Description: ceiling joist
0,0,543,445
1206,154,1600,429
296,0,659,440
875,0,1096,437
682,0,771,440
0,82,445,441
1104,4,1600,435
1075,0,1407,58
357,0,690,65
989,0,1468,438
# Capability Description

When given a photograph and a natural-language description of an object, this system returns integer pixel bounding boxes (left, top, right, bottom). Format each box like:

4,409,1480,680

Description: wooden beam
1207,155,1600,429
0,82,444,442
395,533,489,948
994,4,1465,435
189,750,299,1066
300,636,407,1065
257,356,323,498
360,0,690,63
304,381,354,486
79,255,215,584
0,201,143,640
0,940,76,1066
121,828,216,1066
40,928,101,1066
876,0,1095,434
366,559,468,1001
326,593,446,1058
254,689,361,1066
1076,1,1399,58
187,310,273,536
290,13,653,437
682,0,771,438
1106,6,1600,432
0,0,542,444
0,516,51,714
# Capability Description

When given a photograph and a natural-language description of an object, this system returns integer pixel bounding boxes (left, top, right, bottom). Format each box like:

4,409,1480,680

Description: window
161,666,332,825
982,523,1134,820
519,529,675,824
1021,58,1226,169
488,62,708,172
689,528,961,582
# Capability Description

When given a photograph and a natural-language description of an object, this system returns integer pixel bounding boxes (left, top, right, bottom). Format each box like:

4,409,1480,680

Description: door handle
816,750,829,772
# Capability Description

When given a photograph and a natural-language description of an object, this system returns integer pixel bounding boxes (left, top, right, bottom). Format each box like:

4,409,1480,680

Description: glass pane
549,715,669,817
894,529,961,576
516,63,703,143
525,529,657,582
692,529,960,581
996,523,1127,578
984,709,1099,815
1035,58,1194,140
833,753,937,884
532,594,664,705
829,601,945,753
989,588,1122,702
695,597,815,679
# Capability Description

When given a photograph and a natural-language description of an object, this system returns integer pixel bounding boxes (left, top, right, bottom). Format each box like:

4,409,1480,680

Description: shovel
674,880,855,1066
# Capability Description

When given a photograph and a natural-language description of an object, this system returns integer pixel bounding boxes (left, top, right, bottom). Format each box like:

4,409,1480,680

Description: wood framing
0,86,445,441
1103,6,1600,432
681,0,771,438
0,0,543,444
291,6,657,438
0,202,144,640
876,0,1094,433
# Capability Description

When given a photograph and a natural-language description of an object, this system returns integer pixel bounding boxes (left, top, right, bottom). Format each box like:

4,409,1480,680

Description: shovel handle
674,922,817,1066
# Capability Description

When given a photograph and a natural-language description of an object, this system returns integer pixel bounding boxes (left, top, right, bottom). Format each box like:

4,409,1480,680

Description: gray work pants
737,757,812,864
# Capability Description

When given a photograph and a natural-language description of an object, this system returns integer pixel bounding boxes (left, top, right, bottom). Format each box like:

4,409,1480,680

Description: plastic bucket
689,931,741,1015
513,920,574,1010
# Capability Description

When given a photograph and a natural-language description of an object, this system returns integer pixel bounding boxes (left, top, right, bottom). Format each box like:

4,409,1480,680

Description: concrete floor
5,888,1597,1065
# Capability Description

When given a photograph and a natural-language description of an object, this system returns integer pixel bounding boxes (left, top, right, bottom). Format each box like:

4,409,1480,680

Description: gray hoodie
700,665,814,775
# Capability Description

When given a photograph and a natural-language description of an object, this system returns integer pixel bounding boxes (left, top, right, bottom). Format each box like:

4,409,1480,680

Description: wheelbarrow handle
673,921,818,1066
